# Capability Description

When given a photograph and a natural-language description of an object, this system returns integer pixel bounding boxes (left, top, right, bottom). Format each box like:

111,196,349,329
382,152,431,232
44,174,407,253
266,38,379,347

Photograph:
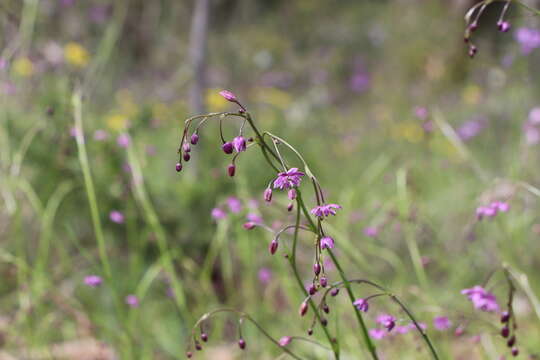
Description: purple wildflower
433,316,452,331
376,314,396,332
310,204,342,218
353,298,369,312
227,164,236,177
514,27,540,54
243,222,257,230
219,90,238,102
524,123,540,145
227,196,242,213
461,285,499,312
288,188,297,200
246,213,262,224
125,294,139,307
457,117,487,141
529,107,540,125
369,328,386,340
414,106,429,120
84,275,102,287
320,236,335,250
363,226,379,237
222,142,234,154
395,325,411,334
109,210,124,224
93,129,109,141
258,268,272,285
117,133,130,148
211,207,226,220
263,188,273,202
273,168,305,190
233,136,246,152
278,336,292,347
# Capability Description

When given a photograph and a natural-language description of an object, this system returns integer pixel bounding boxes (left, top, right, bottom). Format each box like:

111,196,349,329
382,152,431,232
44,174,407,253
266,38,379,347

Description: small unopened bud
228,164,236,177
308,284,317,295
299,301,308,316
222,142,234,154
186,351,193,358
243,222,256,230
238,338,246,350
190,133,199,145
269,240,279,255
175,163,182,172
195,343,202,351
287,202,294,212
454,325,465,336
321,318,328,327
278,336,292,347
331,288,339,297
307,328,313,336
219,90,238,102
201,333,208,342
469,22,478,32
501,325,510,338
264,188,272,202
183,143,191,152
501,311,510,323
288,188,297,200
313,263,321,276
497,21,511,32
468,45,477,58
183,153,191,162
323,304,330,314
247,137,253,142
320,277,328,287
511,347,519,357
507,335,515,347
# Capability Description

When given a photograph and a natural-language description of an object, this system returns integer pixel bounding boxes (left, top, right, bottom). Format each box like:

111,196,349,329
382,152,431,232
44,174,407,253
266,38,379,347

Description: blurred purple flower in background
84,275,102,287
211,207,226,220
117,133,131,148
109,210,124,224
369,328,386,340
363,226,379,238
246,213,262,224
433,316,452,331
414,106,429,120
457,116,487,141
93,129,109,141
461,285,499,312
125,294,139,307
227,197,242,213
524,107,540,145
258,267,272,285
514,27,540,54
349,59,371,93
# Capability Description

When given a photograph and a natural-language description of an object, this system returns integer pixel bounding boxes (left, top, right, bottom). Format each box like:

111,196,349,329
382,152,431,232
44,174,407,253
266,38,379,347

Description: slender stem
514,0,540,16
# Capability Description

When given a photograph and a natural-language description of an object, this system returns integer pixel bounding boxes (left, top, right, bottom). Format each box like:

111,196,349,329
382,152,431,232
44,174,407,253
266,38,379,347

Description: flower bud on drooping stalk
511,347,519,357
195,343,202,351
501,325,510,338
497,21,511,32
308,284,317,296
228,164,236,177
233,136,247,152
307,328,313,336
201,333,208,342
313,262,321,276
323,304,330,314
183,143,191,152
320,277,328,287
190,133,199,145
331,288,339,297
186,351,193,358
287,202,294,212
288,188,297,200
269,240,278,255
183,153,191,162
501,311,510,323
175,163,182,172
263,188,272,202
243,221,256,230
222,142,234,154
507,335,515,347
238,338,246,350
299,301,308,317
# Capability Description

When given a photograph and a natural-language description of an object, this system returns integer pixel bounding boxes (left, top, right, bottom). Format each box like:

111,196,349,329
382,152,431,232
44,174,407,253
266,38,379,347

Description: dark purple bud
320,277,328,287
47,107,55,116
287,202,294,212
228,164,235,177
243,221,256,230
186,351,193,358
183,143,191,152
238,338,246,350
307,328,313,336
299,301,308,317
498,21,511,32
183,153,191,162
269,240,278,255
323,304,330,314
239,108,246,114
190,133,199,145
469,22,478,32
321,318,328,327
501,311,510,323
468,45,477,58
331,288,339,297
288,189,297,200
501,325,510,338
308,284,317,295
313,263,321,276
247,137,253,142
175,163,182,172
507,335,515,347
195,343,202,351
201,333,208,342
511,347,519,357
264,188,272,202
222,142,234,154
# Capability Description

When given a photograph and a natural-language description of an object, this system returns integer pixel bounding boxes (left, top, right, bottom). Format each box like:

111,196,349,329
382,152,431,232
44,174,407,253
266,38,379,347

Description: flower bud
243,222,256,230
320,277,328,287
264,188,272,202
308,284,317,295
190,133,199,145
501,311,510,323
228,164,235,177
307,328,313,336
469,22,478,32
323,304,330,314
183,143,191,152
175,163,182,172
468,45,477,58
497,21,511,32
288,188,297,200
501,325,510,338
287,202,294,212
269,240,278,255
238,338,246,350
183,153,191,162
299,301,308,316
219,90,238,102
313,263,321,276
201,333,208,342
278,336,292,347
186,351,193,358
331,288,339,297
511,347,519,357
507,335,515,347
321,318,328,327
195,343,202,351
222,142,234,154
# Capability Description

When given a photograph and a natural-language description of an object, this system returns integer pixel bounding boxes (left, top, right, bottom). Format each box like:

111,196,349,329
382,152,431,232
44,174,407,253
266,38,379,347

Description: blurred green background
1,0,540,359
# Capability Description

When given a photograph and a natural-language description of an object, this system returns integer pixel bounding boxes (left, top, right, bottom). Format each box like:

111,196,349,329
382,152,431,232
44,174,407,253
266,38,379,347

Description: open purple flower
273,168,305,190
433,316,452,331
320,236,335,250
211,207,226,220
376,314,396,332
369,328,386,340
233,136,246,152
353,298,369,312
84,275,102,287
125,294,139,307
311,204,342,218
461,285,499,312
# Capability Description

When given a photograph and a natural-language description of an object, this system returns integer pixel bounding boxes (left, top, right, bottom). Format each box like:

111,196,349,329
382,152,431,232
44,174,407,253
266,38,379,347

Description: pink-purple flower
278,336,292,347
227,196,242,213
476,201,510,221
376,314,396,332
461,285,499,312
117,133,130,148
84,275,102,287
125,294,139,307
233,136,246,152
433,316,452,331
320,236,335,250
369,328,386,340
109,210,124,224
363,226,379,238
311,204,342,218
273,168,305,190
211,207,226,220
353,298,369,312
219,90,238,102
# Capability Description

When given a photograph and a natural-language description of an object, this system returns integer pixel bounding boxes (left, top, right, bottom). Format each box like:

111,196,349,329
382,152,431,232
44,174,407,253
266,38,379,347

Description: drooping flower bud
507,335,515,347
313,263,321,276
186,351,193,358
222,142,234,154
201,333,208,342
468,45,477,58
243,222,256,230
288,188,297,200
323,304,330,314
501,325,510,338
183,143,191,152
269,240,278,255
501,311,510,323
511,347,519,357
497,21,511,32
320,277,328,287
263,188,272,202
175,163,182,172
278,336,292,347
233,136,246,152
228,164,236,177
308,284,317,295
195,343,202,351
321,318,328,327
219,90,238,102
331,288,339,297
238,338,246,350
469,22,478,32
307,328,313,336
183,153,191,162
287,202,294,212
299,301,308,316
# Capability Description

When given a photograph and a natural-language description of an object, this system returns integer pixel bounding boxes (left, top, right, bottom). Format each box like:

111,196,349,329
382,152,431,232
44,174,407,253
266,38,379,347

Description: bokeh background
1,0,540,359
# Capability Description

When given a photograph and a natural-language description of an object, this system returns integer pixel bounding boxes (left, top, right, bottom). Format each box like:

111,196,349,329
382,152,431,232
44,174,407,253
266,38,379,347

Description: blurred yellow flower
430,136,461,162
254,87,292,109
206,89,229,111
462,84,482,105
13,57,34,77
106,114,128,131
64,42,90,67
